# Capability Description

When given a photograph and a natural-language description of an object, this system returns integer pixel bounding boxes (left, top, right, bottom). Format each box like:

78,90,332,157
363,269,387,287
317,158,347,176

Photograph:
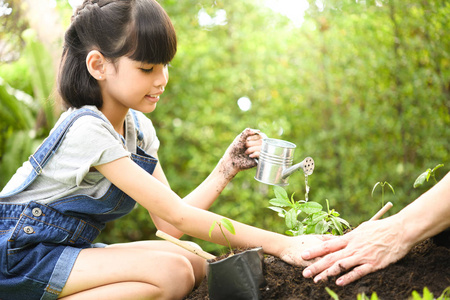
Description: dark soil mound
186,231,450,299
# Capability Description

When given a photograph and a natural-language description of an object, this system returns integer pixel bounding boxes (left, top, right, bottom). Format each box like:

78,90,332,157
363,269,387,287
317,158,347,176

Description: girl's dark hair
58,0,177,108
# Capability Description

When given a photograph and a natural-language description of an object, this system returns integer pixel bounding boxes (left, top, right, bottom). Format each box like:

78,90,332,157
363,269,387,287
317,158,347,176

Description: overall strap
130,109,144,146
0,108,106,198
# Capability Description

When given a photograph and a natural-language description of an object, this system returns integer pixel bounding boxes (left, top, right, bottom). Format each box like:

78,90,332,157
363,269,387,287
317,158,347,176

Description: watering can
254,138,314,186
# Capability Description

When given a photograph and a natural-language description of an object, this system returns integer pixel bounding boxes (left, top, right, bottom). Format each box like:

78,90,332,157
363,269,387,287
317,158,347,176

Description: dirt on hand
229,128,259,170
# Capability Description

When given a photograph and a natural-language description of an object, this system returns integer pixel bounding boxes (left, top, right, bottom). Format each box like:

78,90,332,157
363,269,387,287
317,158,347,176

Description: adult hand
301,217,413,286
221,128,264,173
279,235,336,267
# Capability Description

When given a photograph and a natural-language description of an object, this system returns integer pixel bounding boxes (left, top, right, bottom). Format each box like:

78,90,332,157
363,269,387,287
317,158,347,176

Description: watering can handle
253,131,268,164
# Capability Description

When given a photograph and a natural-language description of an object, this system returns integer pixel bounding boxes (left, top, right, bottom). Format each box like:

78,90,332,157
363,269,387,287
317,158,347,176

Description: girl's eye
140,68,153,73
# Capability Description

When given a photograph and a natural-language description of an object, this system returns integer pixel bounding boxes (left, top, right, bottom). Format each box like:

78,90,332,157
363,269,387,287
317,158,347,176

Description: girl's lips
145,94,160,103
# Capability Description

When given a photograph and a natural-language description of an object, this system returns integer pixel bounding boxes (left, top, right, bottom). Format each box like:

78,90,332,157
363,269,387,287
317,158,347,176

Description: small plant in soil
413,163,444,188
268,185,350,235
209,218,236,255
371,180,395,208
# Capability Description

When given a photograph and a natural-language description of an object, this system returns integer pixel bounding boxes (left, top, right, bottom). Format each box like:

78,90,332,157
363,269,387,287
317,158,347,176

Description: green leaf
309,211,328,224
220,218,235,235
330,216,344,235
414,170,430,188
285,230,294,236
370,292,379,300
331,210,340,217
422,287,433,300
208,222,216,238
273,185,288,201
268,206,286,217
269,198,292,208
325,287,339,300
385,182,395,195
431,164,444,174
305,224,316,234
299,201,323,214
315,220,329,234
285,209,298,230
335,216,351,228
437,287,450,300
371,182,381,196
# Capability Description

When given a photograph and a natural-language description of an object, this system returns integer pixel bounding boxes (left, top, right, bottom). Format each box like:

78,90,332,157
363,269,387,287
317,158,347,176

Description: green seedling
268,186,350,236
371,181,395,208
326,287,379,300
326,287,449,300
413,164,444,188
357,292,379,300
325,287,339,300
209,218,236,255
411,287,450,300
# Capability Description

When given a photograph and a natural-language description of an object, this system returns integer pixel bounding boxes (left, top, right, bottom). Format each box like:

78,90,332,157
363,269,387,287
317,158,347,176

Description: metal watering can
254,138,314,186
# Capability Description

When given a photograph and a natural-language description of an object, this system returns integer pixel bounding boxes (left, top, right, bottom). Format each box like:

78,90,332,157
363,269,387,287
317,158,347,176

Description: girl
0,0,324,299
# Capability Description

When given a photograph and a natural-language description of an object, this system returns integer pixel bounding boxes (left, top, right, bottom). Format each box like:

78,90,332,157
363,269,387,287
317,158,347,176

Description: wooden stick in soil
156,230,216,260
370,202,393,221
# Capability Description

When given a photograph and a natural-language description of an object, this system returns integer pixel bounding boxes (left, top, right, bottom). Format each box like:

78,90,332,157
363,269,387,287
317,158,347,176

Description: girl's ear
86,50,106,80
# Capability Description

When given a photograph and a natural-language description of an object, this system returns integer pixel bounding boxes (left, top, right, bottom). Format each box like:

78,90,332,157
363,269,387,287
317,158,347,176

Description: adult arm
148,128,263,238
301,171,450,286
95,155,326,265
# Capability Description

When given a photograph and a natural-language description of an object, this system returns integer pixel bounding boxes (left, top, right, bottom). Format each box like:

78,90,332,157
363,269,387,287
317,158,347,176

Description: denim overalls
0,108,158,300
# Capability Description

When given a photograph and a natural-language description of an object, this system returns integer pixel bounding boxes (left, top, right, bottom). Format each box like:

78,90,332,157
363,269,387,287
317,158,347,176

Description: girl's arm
95,155,325,264
148,128,263,238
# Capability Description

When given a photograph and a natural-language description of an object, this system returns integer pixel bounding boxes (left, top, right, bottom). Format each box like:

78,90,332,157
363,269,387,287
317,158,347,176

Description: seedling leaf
269,198,292,208
221,218,235,235
414,169,430,188
300,201,323,214
437,287,450,300
385,182,395,194
330,216,344,235
335,216,351,228
268,206,285,215
208,222,216,238
325,287,339,300
432,163,444,174
309,211,328,224
273,185,288,200
285,209,298,229
371,182,381,197
315,220,329,234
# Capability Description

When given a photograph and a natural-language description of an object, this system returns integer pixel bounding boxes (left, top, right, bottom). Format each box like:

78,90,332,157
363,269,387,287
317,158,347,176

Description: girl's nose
154,65,169,89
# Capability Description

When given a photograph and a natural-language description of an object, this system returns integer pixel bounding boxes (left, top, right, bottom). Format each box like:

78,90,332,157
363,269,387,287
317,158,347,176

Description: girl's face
100,56,169,114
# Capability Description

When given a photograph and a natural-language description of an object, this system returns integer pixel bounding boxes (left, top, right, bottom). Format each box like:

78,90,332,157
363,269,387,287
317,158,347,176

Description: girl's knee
156,253,196,299
179,241,207,284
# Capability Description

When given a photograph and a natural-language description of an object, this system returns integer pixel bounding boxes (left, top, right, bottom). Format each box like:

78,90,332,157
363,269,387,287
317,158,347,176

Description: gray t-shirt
1,106,159,204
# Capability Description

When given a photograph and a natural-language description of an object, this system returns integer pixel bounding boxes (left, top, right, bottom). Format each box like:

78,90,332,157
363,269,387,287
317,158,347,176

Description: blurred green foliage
1,0,449,254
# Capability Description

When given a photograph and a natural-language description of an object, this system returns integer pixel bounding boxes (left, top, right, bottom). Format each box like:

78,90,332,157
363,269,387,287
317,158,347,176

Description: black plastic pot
206,247,266,300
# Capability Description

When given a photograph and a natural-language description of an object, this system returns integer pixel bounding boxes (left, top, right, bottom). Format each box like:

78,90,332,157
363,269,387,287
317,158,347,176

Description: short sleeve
45,115,131,186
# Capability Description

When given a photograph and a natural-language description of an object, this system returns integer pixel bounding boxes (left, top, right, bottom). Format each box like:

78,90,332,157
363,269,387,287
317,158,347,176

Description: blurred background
1,0,449,253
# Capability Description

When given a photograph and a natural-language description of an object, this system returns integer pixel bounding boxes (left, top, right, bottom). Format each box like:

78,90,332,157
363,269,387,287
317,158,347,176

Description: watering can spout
282,157,315,179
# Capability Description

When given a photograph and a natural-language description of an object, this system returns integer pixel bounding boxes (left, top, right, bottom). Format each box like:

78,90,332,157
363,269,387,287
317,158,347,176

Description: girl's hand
221,128,265,174
279,235,336,267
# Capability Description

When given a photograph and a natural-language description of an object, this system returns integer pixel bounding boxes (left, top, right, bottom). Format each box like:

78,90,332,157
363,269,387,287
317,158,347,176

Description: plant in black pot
155,219,266,300
207,218,265,300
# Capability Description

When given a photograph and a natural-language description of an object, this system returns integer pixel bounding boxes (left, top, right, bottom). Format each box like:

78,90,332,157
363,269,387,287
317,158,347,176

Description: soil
185,230,450,300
